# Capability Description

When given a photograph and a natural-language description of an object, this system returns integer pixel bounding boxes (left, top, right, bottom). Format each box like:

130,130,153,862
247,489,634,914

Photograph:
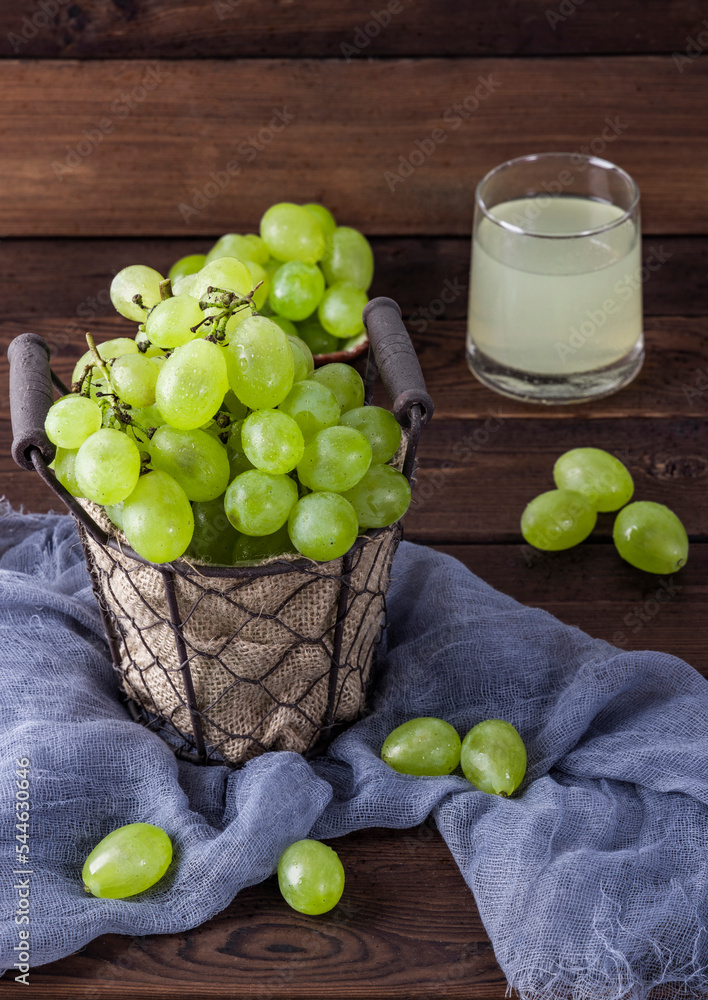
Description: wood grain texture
0,0,706,59
1,57,707,236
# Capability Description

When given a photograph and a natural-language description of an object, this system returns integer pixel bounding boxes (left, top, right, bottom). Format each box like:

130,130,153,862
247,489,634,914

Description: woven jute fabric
76,499,400,765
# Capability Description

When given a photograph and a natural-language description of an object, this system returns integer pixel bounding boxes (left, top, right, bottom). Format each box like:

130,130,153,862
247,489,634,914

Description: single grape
268,261,325,321
553,448,634,512
296,315,342,356
302,204,337,240
45,395,102,450
131,403,165,431
53,447,84,498
110,354,160,408
260,203,325,264
75,429,141,506
149,425,230,501
122,470,194,563
110,265,164,322
232,523,295,564
288,336,314,382
298,426,372,493
341,464,411,529
171,272,197,296
225,315,294,409
309,363,365,413
318,282,368,339
269,315,298,338
72,337,139,385
460,720,527,797
105,502,124,530
222,390,249,421
155,339,228,430
82,823,172,899
206,233,269,266
225,470,298,536
613,501,689,574
134,327,165,359
241,409,305,475
320,227,374,291
278,381,341,440
521,489,597,551
168,254,206,283
191,257,253,308
226,420,256,478
144,295,205,350
288,492,358,561
187,495,239,565
277,840,344,915
340,406,401,464
381,718,461,776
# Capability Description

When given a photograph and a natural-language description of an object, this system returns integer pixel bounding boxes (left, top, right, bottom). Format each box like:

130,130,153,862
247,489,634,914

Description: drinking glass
466,152,643,403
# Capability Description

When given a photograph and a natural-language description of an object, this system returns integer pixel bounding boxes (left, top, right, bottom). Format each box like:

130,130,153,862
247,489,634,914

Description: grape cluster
521,447,689,575
45,203,410,566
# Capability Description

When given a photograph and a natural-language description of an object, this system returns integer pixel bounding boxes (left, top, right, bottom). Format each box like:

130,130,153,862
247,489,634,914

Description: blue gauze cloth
2,503,708,1000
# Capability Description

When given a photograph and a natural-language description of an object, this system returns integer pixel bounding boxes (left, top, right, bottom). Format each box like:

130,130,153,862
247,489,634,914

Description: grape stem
159,278,173,301
191,283,263,342
85,333,112,387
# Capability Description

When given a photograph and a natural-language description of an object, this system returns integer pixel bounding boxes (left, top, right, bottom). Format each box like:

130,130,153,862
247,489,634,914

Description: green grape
263,257,283,282
131,403,165,431
245,260,270,311
45,395,102,449
156,339,228,430
613,501,689,574
224,470,298,536
149,425,230,501
105,502,124,530
296,315,341,356
135,328,165,358
381,718,461,776
340,406,401,464
341,464,411,529
168,254,206,283
260,203,326,264
222,390,249,421
110,265,165,323
320,227,374,291
288,492,358,561
278,381,341,440
318,282,368,339
187,495,238,565
72,337,139,385
75,428,141,506
225,315,294,409
53,447,85,498
268,261,325,321
298,426,371,493
553,447,634,513
82,823,172,899
232,524,295,564
205,233,269,266
226,420,255,478
110,354,160,408
521,489,597,551
277,840,344,915
269,315,298,338
460,720,527,797
122,470,194,563
309,363,365,413
171,272,197,296
287,334,314,376
241,409,305,475
191,257,253,308
144,295,205,350
303,204,337,240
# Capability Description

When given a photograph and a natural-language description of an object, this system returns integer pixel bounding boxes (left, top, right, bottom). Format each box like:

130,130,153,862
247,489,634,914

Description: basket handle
364,297,434,427
8,333,57,472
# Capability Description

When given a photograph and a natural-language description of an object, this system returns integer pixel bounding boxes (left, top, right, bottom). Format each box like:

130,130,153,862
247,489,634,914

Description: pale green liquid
467,196,642,376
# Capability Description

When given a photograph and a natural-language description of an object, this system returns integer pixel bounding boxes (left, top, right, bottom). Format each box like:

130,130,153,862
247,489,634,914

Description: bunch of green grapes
45,206,408,568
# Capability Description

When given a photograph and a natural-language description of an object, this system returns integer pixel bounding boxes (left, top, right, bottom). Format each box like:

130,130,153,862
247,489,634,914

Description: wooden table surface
1,2,707,996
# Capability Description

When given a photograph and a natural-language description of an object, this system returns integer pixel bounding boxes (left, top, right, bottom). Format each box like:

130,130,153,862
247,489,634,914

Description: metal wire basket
8,297,433,767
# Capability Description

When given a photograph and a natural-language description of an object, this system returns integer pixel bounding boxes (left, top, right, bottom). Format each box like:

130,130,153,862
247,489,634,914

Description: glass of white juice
466,152,644,403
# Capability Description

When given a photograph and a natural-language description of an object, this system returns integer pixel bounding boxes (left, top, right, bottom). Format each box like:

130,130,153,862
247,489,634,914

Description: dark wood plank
1,58,707,236
0,0,705,58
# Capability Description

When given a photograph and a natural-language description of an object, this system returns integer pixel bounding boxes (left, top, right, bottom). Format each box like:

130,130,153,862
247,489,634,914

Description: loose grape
156,339,228,430
318,282,368,339
110,265,164,322
122,470,194,563
149,425,230,501
277,840,344,915
381,718,461,776
72,337,139,385
341,464,411,528
340,406,401,464
320,227,374,291
241,409,305,475
268,261,325,321
278,381,341,440
260,203,326,264
553,448,634,512
144,295,205,350
187,495,238,565
302,204,337,240
110,353,160,408
460,720,527,797
521,489,597,551
53,447,84,498
82,823,172,899
309,363,365,413
225,315,294,409
75,429,141,506
168,254,206,283
296,316,341,356
225,470,298,536
288,492,358,561
45,395,102,450
206,233,269,266
298,426,372,493
232,524,295,564
613,501,689,574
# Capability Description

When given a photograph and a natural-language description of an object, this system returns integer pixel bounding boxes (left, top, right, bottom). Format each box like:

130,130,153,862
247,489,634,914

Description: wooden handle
8,333,56,472
364,297,434,427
